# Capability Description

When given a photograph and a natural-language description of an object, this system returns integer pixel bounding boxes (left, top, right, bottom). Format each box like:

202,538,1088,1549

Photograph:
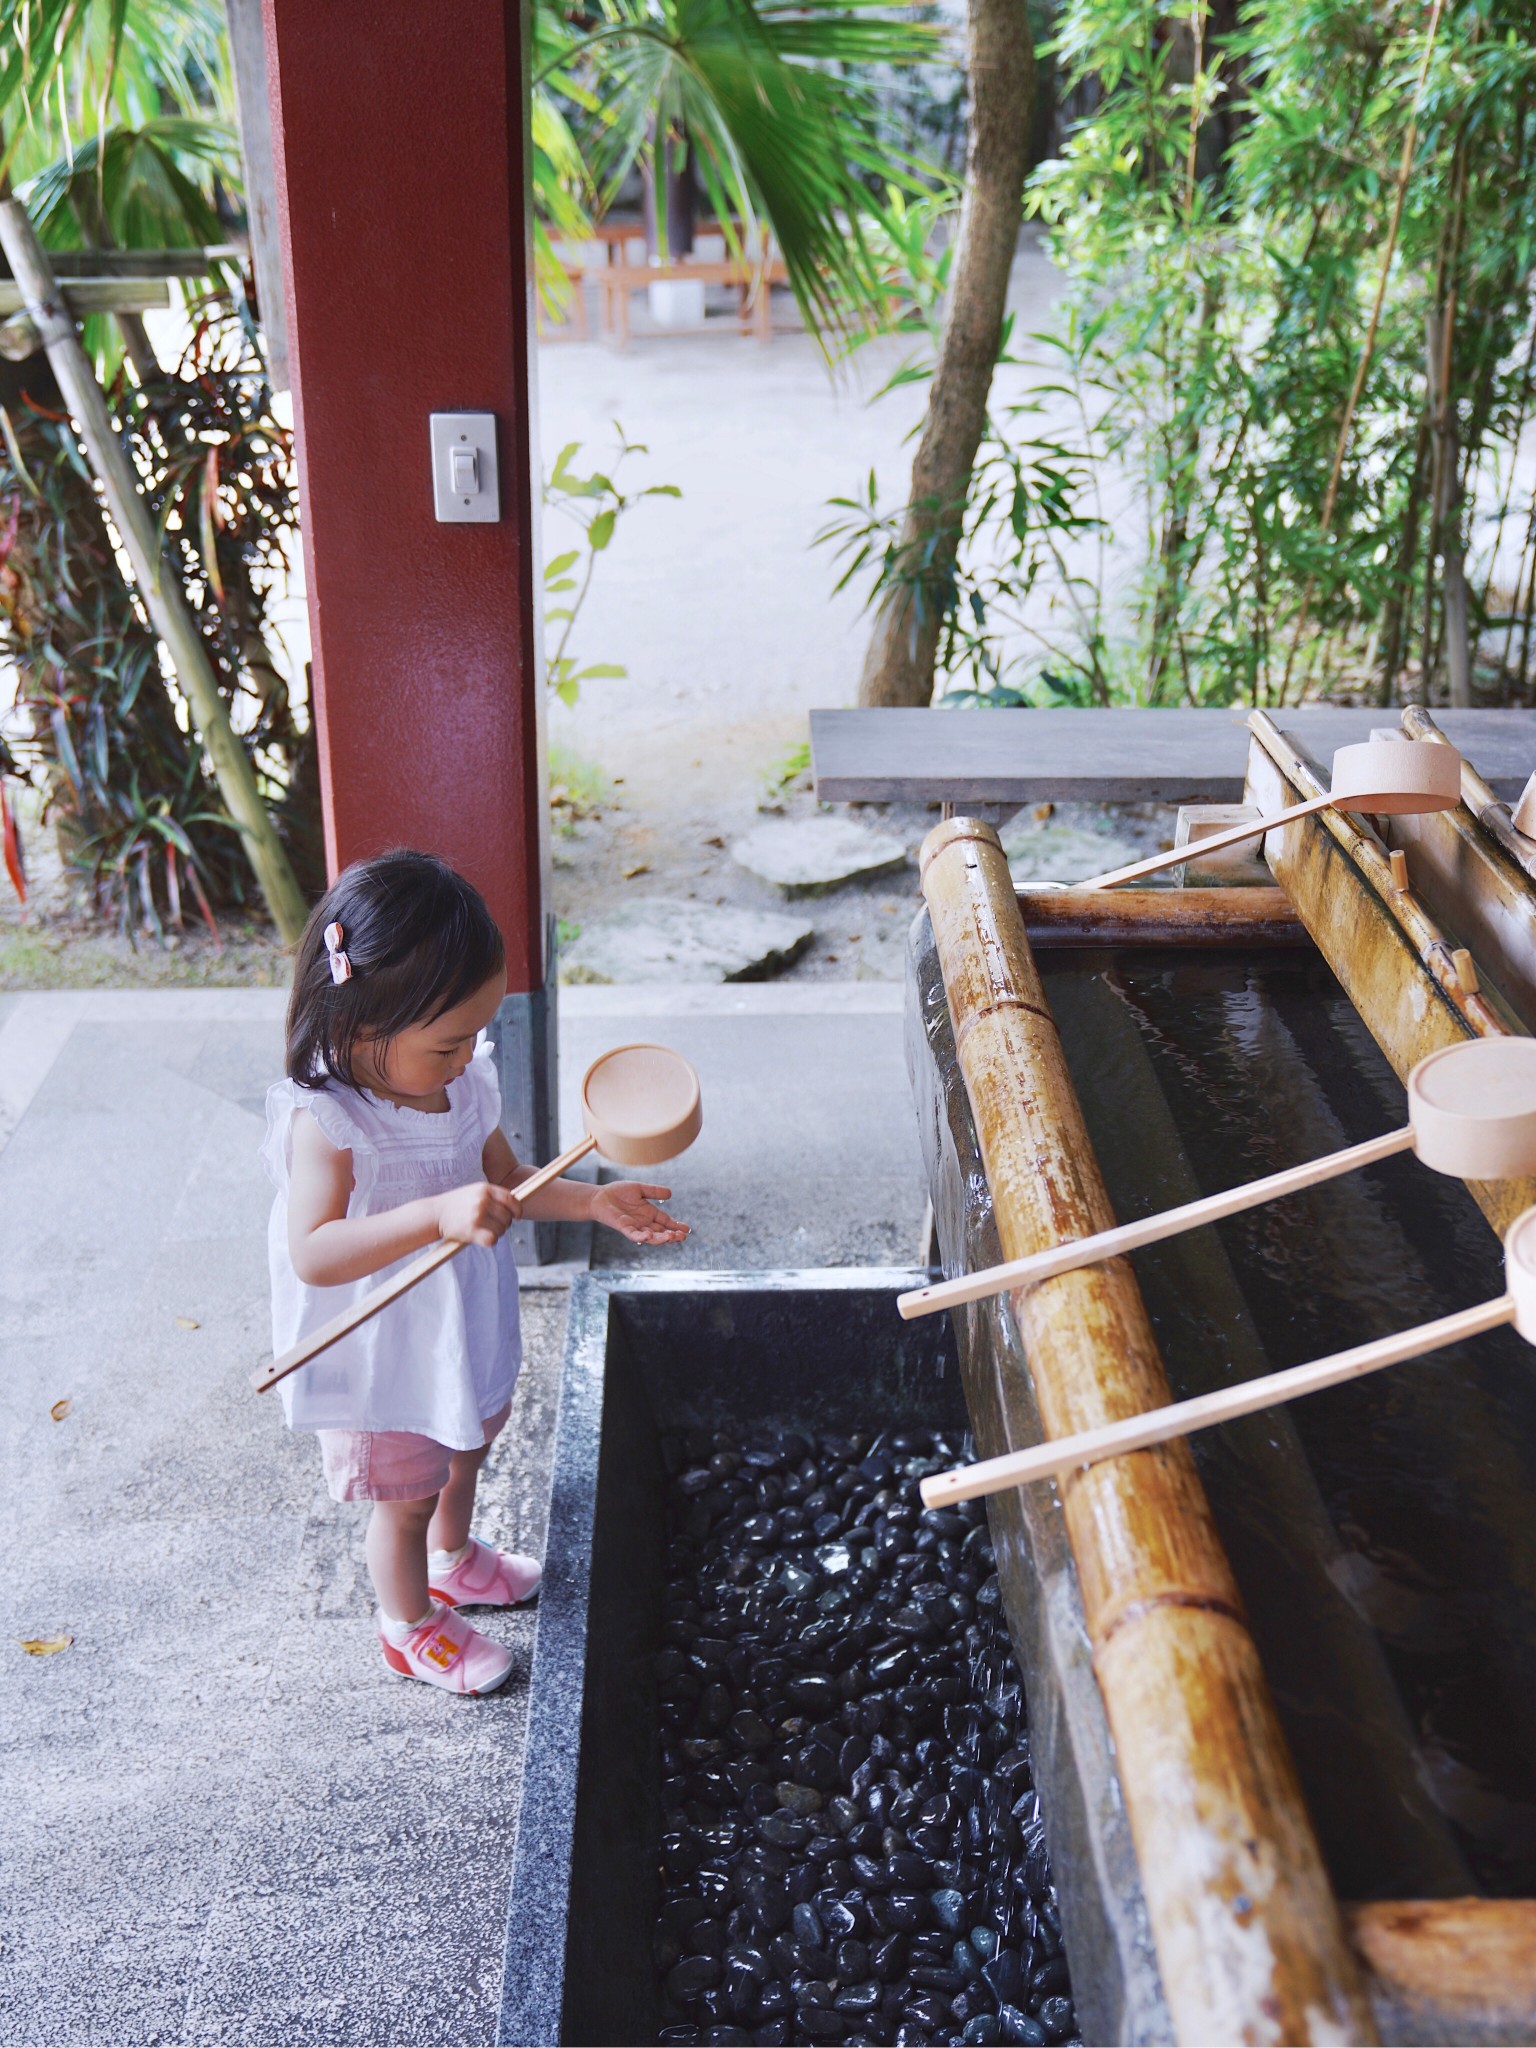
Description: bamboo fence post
0,199,309,944
920,816,1377,2046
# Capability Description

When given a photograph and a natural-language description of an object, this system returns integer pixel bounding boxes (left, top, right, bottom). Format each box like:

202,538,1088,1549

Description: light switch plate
430,412,500,523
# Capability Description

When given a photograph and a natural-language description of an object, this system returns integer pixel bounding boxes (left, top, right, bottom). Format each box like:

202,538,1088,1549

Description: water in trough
1036,946,1536,1903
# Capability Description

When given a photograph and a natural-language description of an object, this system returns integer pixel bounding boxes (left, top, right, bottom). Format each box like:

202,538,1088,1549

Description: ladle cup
897,1036,1536,1322
252,1043,701,1395
1077,737,1462,891
920,1203,1536,1510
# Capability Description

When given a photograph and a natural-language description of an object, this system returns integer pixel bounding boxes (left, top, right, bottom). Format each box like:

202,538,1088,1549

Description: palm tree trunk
857,0,1035,707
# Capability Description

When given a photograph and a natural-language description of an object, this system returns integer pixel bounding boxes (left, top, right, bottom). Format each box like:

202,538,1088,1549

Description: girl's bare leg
366,1493,437,1622
427,1440,492,1555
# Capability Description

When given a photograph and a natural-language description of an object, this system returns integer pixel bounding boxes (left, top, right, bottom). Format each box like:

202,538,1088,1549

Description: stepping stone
560,899,814,984
1002,819,1148,885
732,817,908,897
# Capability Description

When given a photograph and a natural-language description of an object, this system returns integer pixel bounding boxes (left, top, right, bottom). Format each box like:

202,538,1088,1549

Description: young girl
262,849,688,1695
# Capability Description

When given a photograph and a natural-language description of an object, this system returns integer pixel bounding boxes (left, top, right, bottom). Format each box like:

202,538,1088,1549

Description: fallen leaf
175,1315,200,1331
49,1398,71,1422
847,933,862,942
18,1634,72,1657
824,954,839,963
703,834,725,849
1033,802,1055,821
622,862,651,880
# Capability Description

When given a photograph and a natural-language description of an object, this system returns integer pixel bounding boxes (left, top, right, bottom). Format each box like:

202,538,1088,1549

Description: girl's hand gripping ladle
252,1043,701,1395
898,1036,1536,1322
1075,736,1462,891
920,1203,1536,1511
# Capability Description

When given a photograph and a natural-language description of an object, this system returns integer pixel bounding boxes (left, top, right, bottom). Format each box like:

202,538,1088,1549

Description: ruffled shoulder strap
455,1037,504,1149
259,1077,373,1190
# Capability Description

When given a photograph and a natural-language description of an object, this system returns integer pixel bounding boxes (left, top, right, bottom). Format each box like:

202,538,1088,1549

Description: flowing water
1038,948,1536,1901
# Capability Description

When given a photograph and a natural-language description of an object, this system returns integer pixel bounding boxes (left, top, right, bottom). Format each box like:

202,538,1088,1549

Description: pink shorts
317,1400,513,1503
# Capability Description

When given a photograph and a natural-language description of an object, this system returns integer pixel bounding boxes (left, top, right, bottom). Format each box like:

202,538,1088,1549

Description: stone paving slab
560,895,814,982
0,984,926,2046
731,815,908,895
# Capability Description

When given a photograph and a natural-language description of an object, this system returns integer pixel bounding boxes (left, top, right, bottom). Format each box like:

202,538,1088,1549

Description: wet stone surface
652,1428,1080,2048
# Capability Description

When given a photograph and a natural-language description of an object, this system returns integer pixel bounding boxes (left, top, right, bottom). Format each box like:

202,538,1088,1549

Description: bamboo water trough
918,717,1536,2043
921,816,1377,2044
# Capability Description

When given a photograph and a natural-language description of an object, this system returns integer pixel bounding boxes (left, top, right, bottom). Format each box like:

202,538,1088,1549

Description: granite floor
0,984,925,2046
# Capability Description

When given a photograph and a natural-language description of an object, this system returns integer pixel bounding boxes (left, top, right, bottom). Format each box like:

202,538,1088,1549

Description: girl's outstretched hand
592,1182,690,1246
436,1179,521,1247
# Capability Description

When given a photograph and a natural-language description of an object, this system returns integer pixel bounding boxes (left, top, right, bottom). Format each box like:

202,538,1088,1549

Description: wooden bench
594,256,790,346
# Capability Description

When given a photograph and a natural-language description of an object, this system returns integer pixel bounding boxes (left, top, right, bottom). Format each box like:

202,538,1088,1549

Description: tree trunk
643,127,697,260
857,0,1035,707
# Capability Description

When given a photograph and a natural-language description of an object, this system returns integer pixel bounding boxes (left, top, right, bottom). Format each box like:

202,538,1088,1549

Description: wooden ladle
919,1203,1536,1510
898,1036,1536,1322
1077,736,1462,891
252,1043,702,1395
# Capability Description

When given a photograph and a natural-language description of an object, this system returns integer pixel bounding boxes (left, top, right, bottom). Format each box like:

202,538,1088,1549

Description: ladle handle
250,1133,600,1395
1077,791,1332,891
898,1124,1416,1321
508,1132,596,1206
920,1293,1516,1509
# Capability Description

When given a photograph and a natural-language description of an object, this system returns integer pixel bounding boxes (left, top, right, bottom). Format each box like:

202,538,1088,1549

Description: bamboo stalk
1348,1899,1536,2038
920,816,1376,2045
1401,703,1536,883
1248,711,1510,1037
1018,885,1306,947
0,199,309,945
1246,715,1536,1240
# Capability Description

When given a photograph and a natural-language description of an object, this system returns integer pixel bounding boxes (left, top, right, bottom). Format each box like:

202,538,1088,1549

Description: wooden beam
224,0,288,388
921,815,1376,2046
0,280,172,317
811,706,1536,807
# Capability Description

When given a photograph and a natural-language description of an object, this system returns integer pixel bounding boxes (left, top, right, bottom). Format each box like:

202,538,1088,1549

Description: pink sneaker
429,1536,543,1610
378,1603,514,1695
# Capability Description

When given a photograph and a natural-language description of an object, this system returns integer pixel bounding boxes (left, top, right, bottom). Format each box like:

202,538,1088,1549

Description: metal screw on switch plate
430,411,499,523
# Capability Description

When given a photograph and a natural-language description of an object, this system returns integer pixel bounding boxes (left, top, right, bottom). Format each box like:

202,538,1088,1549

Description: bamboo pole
1401,703,1536,883
920,816,1377,2046
1348,1899,1536,2040
0,199,309,944
1017,885,1306,947
1247,714,1536,1240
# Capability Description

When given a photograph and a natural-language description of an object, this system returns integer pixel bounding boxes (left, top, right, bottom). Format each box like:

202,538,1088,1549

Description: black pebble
652,1425,1078,2045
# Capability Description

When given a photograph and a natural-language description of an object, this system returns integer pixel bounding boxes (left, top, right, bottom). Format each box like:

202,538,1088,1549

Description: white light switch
430,412,499,523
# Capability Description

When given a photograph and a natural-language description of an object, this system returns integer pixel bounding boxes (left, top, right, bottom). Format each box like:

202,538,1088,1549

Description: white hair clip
323,921,353,985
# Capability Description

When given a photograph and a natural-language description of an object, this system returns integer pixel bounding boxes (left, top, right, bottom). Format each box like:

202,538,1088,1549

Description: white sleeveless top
259,1041,522,1447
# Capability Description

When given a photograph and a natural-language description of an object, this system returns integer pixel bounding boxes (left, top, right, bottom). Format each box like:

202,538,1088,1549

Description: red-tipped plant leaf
1,784,26,905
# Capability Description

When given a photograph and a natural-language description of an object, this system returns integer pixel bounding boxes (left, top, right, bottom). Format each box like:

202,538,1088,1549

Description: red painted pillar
261,0,548,993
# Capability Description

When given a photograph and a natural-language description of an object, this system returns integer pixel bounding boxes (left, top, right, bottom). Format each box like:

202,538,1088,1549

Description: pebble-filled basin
496,1272,1076,2048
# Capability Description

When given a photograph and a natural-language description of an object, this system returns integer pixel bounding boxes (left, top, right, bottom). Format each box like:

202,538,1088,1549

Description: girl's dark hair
286,849,505,1088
